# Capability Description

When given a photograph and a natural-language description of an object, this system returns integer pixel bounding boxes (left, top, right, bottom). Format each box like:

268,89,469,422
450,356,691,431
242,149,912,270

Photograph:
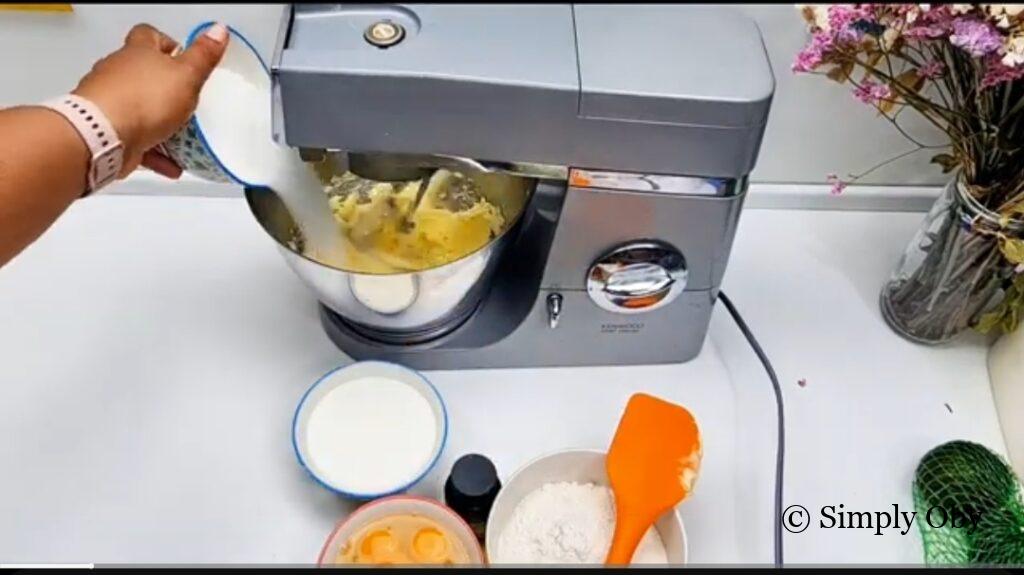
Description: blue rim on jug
160,22,272,188
291,361,449,500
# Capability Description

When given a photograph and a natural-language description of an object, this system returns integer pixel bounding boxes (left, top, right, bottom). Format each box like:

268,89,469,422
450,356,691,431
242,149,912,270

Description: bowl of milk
292,361,448,499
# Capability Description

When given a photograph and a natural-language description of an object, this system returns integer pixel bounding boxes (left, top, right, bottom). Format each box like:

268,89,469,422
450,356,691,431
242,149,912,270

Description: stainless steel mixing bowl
244,170,534,343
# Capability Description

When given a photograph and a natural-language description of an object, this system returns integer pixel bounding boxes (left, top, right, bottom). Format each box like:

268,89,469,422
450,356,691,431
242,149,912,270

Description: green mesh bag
913,440,1024,566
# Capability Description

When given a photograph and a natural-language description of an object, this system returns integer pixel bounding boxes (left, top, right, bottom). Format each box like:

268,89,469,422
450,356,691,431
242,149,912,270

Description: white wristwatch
42,94,125,196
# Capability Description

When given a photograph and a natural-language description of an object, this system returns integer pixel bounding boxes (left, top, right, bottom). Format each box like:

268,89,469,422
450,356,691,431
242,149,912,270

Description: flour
305,376,438,494
195,65,345,265
495,481,669,565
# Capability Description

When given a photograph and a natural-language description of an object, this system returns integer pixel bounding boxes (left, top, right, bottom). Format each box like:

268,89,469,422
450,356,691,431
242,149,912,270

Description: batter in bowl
324,170,507,274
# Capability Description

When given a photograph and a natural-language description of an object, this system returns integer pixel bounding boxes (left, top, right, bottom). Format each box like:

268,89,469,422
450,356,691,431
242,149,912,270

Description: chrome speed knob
364,20,405,48
586,241,687,314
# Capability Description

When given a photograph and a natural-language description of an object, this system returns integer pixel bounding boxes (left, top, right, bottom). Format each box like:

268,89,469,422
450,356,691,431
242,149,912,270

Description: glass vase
880,176,1024,344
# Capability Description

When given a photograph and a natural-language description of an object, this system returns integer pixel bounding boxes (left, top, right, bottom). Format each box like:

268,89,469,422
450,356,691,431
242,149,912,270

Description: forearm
0,106,90,267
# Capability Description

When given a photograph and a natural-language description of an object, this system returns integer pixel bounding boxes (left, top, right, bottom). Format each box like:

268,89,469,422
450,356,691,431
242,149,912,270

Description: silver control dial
586,241,687,314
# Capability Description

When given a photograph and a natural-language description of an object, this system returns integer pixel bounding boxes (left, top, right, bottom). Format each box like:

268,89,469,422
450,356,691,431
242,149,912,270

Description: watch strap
42,94,125,195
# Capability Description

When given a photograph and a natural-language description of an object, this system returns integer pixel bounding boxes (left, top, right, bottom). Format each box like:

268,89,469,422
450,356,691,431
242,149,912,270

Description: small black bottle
444,454,501,543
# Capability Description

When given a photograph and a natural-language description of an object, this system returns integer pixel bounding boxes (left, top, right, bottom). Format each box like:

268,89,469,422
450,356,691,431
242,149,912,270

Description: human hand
72,23,229,179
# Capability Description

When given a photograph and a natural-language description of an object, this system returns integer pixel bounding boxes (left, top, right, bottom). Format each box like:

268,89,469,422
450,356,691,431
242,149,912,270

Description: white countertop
0,189,1006,566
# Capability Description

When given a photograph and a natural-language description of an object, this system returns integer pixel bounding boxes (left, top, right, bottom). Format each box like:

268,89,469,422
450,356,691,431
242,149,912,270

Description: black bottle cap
444,454,501,518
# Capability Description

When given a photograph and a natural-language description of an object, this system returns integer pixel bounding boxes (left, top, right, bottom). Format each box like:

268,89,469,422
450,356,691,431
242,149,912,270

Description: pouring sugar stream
197,67,342,263
159,23,345,264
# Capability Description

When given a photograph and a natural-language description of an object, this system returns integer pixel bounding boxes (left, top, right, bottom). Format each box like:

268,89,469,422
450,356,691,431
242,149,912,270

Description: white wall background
0,4,947,186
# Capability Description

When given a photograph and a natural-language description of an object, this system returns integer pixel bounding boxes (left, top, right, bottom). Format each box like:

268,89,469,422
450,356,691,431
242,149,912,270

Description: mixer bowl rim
243,177,536,277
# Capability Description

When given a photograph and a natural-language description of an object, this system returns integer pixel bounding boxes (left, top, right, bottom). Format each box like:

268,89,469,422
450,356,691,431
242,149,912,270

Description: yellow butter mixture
325,170,506,273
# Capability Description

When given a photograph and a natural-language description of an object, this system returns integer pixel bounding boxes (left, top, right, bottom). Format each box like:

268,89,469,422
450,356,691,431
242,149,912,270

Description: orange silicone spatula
604,393,702,565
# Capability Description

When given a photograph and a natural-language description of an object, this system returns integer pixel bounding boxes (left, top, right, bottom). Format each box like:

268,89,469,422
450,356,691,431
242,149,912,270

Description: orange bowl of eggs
317,495,486,566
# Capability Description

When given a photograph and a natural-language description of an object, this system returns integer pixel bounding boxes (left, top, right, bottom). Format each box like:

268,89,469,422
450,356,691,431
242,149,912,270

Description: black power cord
717,291,785,567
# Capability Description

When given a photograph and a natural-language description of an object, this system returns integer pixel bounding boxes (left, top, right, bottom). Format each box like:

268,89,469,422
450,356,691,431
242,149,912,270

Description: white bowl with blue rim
292,361,449,500
160,21,275,187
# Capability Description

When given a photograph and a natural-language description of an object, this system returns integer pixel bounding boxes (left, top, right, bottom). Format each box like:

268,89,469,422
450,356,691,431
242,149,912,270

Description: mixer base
318,285,713,370
322,299,482,346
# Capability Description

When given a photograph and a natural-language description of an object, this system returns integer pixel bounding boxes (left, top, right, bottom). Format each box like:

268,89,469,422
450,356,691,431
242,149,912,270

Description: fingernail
204,23,228,43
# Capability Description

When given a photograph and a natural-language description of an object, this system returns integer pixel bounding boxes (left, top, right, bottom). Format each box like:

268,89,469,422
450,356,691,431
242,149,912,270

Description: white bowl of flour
292,361,447,499
486,449,687,565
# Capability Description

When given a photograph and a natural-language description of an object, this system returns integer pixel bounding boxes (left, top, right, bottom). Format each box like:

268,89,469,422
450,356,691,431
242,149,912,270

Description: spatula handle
605,513,655,566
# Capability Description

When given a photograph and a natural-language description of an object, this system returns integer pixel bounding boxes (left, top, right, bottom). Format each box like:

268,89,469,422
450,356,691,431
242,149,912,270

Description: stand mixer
246,4,774,369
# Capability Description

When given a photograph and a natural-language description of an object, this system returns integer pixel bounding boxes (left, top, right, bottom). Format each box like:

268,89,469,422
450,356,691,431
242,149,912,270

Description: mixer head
303,149,568,185
346,153,441,183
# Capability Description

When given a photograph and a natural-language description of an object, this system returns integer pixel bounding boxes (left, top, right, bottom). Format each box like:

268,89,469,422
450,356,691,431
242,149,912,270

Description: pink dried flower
827,174,848,195
918,59,946,79
950,17,1004,57
828,5,868,43
852,79,893,104
792,31,834,72
981,56,1024,88
904,5,956,38
904,23,951,38
793,5,883,73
